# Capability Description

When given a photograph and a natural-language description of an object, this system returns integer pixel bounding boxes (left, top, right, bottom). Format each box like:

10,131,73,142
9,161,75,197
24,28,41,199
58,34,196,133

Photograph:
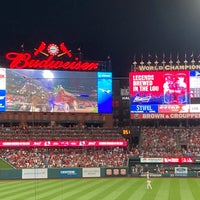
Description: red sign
129,71,190,105
163,157,194,164
0,140,127,147
5,42,99,71
158,104,190,113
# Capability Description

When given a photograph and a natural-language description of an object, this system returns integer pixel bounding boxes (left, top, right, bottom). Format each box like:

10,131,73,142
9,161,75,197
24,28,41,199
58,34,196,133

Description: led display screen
0,68,112,113
129,70,200,119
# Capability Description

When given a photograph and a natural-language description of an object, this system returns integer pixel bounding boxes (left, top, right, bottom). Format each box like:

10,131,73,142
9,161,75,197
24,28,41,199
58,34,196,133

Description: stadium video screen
129,70,200,118
0,68,112,113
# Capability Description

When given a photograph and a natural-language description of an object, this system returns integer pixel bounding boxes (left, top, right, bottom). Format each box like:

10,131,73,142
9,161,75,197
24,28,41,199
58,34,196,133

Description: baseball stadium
0,43,200,200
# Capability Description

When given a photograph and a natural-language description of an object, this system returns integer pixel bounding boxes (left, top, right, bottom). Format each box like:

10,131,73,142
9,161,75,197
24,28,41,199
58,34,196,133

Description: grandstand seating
1,125,200,168
130,126,200,157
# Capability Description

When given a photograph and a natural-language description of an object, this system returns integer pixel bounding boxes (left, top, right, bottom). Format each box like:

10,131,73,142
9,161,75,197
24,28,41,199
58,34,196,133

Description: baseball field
0,177,199,200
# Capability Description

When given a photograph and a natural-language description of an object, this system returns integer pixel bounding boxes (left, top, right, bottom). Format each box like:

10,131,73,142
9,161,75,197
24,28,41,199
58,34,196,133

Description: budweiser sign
5,42,99,71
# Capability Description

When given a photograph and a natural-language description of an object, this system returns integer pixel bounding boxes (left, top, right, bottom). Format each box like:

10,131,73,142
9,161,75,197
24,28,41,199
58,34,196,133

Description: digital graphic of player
163,73,188,104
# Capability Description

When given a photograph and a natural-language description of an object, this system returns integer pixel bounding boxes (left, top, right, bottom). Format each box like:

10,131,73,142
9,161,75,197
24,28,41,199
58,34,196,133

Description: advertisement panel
163,157,194,164
129,70,200,119
130,71,190,106
131,113,200,119
105,168,127,176
139,157,194,163
82,168,101,178
2,69,112,113
0,140,127,147
60,168,79,178
175,167,188,176
22,168,47,179
0,90,6,112
129,70,200,118
0,68,6,112
194,158,200,163
5,41,99,71
140,158,163,163
97,72,112,113
158,104,189,113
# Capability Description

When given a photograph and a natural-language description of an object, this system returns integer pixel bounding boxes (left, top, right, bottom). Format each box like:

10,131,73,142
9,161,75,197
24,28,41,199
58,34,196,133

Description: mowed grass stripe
41,178,106,200
154,178,170,200
0,180,58,200
35,179,87,200
76,178,128,200
73,178,119,200
179,178,196,200
111,178,144,200
0,181,23,190
0,179,77,200
95,178,136,200
12,180,67,200
33,178,98,200
0,180,44,200
42,178,111,200
169,178,181,200
60,178,122,200
188,178,200,200
125,178,146,200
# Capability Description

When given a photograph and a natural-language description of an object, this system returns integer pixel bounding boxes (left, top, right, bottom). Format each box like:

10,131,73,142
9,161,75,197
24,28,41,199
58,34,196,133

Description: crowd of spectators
0,147,128,168
130,126,200,158
0,125,128,168
0,125,125,141
1,125,200,168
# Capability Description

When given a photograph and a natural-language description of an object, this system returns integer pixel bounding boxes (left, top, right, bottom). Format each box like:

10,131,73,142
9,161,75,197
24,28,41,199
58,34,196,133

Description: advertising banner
22,168,47,179
105,168,127,176
175,167,188,176
0,140,127,147
139,157,194,163
131,113,200,119
163,157,194,164
140,158,163,163
0,68,6,112
82,168,101,178
0,90,6,112
60,168,79,178
130,71,190,106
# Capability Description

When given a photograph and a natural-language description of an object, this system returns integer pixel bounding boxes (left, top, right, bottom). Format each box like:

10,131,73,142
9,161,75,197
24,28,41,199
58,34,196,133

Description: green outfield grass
0,158,13,169
0,177,199,200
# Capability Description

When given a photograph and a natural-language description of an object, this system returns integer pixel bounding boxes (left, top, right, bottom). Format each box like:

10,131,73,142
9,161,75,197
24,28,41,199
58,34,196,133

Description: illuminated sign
131,113,200,119
140,157,194,163
0,69,6,112
5,42,99,71
163,157,194,164
130,70,200,119
135,65,200,72
0,140,127,147
122,129,130,135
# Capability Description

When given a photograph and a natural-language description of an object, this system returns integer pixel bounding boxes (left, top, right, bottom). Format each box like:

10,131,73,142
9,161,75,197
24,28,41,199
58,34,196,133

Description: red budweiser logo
5,42,99,71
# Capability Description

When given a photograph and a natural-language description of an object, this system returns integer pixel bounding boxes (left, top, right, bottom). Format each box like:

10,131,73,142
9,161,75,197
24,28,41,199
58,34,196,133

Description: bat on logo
57,42,72,58
34,42,48,56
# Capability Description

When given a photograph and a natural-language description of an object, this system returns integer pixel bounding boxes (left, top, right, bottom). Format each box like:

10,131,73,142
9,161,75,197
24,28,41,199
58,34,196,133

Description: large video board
130,70,200,119
0,68,112,113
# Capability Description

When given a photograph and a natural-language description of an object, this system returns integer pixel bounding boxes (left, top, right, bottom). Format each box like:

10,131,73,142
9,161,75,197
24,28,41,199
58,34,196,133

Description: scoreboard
129,70,200,119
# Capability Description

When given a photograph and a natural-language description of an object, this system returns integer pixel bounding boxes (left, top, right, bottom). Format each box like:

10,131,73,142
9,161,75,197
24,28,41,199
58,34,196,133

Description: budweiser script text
6,52,99,71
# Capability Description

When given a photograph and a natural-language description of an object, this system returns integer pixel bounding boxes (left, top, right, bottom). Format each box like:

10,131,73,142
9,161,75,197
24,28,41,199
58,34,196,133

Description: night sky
1,0,200,77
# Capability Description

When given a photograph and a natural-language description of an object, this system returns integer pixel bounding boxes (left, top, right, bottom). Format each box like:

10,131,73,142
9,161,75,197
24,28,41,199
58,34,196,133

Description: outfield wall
1,165,199,180
129,157,200,177
0,167,128,180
